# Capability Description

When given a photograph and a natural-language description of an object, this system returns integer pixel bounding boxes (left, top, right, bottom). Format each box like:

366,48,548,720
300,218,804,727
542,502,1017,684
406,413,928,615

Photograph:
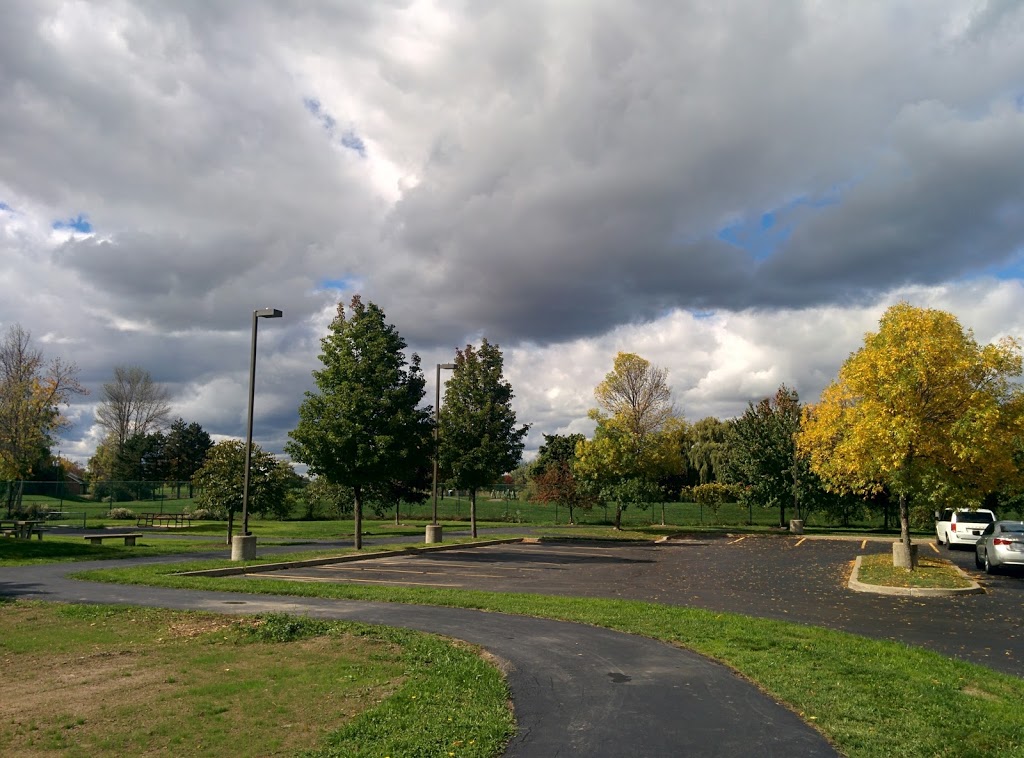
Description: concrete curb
847,555,985,596
176,537,524,577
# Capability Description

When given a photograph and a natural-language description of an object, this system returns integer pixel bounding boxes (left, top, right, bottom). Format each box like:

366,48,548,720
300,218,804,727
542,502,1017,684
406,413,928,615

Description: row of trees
524,303,1024,570
89,418,214,500
288,296,529,548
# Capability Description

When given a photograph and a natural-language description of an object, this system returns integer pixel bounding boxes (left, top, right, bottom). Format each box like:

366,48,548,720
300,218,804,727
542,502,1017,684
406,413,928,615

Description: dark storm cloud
4,0,1024,460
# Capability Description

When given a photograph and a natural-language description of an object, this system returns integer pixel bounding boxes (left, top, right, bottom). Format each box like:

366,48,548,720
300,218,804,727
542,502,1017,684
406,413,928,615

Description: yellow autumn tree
0,326,85,480
576,354,686,528
797,303,1024,568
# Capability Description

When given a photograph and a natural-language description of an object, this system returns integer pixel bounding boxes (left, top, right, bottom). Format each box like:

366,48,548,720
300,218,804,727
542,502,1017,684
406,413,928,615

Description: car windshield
957,512,994,523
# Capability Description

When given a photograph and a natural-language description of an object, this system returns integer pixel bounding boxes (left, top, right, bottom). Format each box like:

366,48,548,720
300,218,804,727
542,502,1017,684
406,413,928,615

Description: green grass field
77,556,1024,758
0,602,513,757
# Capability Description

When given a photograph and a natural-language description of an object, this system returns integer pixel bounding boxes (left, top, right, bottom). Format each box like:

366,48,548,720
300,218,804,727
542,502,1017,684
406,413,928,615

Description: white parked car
935,508,996,549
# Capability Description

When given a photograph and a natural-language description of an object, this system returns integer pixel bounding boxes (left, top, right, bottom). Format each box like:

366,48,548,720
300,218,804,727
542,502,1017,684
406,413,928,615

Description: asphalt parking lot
242,536,1024,676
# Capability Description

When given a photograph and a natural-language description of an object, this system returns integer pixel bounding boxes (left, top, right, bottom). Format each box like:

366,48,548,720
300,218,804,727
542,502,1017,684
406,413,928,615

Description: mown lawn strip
75,562,1024,758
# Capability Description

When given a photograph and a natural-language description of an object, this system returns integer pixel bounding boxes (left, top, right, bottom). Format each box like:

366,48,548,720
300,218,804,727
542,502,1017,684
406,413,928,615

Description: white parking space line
794,538,807,547
264,573,462,587
727,536,747,545
366,557,551,571
325,566,509,579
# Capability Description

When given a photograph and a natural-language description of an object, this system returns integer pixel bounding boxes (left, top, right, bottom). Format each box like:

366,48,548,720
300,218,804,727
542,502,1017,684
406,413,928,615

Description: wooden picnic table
136,512,192,528
0,519,44,540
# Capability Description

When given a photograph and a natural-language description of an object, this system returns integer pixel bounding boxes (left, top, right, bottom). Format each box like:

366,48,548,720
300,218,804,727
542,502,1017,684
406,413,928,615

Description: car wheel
984,552,996,575
975,551,984,569
945,534,953,550
936,533,943,546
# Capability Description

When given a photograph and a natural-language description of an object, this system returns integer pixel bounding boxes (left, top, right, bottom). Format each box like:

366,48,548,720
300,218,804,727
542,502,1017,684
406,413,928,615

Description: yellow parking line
928,542,940,554
727,536,747,545
794,538,807,547
861,540,867,550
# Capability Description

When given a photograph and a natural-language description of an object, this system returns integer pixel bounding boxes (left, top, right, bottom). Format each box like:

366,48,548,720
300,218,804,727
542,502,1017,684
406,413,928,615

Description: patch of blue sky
52,213,92,233
340,130,366,157
977,247,1024,281
304,95,365,157
0,201,11,212
714,188,845,261
688,309,717,320
319,276,358,291
304,97,337,132
1016,92,1024,111
716,213,792,261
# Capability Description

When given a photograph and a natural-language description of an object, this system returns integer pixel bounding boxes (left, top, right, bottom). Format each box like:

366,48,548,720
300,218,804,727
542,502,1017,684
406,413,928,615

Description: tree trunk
779,499,786,528
470,489,477,538
892,491,916,569
614,503,623,530
395,500,400,526
353,485,363,550
661,502,665,526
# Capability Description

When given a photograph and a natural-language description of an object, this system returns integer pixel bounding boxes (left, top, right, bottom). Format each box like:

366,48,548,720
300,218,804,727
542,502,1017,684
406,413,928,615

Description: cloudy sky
3,0,1024,466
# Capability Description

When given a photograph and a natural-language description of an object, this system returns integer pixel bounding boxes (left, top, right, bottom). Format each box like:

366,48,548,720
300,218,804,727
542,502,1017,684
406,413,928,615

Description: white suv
935,509,996,549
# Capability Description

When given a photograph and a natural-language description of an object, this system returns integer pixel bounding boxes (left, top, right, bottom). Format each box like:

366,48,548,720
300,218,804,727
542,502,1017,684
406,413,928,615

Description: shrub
14,503,53,519
187,506,225,520
106,507,136,520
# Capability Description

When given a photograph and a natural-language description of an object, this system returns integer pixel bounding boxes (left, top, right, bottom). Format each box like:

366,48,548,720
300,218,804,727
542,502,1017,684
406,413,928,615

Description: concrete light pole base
425,525,443,544
232,534,257,561
789,519,804,534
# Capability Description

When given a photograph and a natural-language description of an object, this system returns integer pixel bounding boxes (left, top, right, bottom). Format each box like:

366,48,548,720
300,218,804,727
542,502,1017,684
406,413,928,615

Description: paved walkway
0,539,837,757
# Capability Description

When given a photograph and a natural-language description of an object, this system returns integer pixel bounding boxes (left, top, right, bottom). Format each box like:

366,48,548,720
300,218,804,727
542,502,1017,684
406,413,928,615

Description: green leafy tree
287,296,432,549
193,439,293,542
0,324,85,513
798,303,1024,567
530,433,594,524
112,431,167,500
303,477,354,520
575,414,683,528
438,339,529,537
165,418,213,497
725,385,804,527
691,482,736,522
688,417,730,485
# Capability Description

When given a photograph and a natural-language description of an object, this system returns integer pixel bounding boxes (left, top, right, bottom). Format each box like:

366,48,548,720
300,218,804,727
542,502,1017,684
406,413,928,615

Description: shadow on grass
0,540,125,561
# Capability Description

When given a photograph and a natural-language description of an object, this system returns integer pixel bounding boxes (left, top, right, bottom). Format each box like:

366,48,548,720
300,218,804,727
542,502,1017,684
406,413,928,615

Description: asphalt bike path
0,539,837,757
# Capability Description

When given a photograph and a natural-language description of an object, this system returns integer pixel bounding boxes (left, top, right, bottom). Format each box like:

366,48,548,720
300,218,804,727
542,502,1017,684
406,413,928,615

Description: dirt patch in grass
0,604,406,757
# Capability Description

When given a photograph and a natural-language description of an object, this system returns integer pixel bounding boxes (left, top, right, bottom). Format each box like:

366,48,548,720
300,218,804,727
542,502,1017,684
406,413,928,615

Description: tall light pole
234,307,282,561
431,362,455,526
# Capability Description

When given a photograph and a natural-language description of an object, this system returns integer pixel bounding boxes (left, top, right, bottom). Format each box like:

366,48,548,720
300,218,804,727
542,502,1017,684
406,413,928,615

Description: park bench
83,533,142,546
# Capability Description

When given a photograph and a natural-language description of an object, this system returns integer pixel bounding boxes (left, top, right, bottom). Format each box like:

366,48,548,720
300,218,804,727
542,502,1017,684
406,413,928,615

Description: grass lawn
0,536,234,565
856,553,975,589
74,557,1024,758
0,535,520,567
0,601,513,757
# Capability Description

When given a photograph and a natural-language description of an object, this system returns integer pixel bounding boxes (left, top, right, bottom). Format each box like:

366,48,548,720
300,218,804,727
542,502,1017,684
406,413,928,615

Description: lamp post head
255,308,283,319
